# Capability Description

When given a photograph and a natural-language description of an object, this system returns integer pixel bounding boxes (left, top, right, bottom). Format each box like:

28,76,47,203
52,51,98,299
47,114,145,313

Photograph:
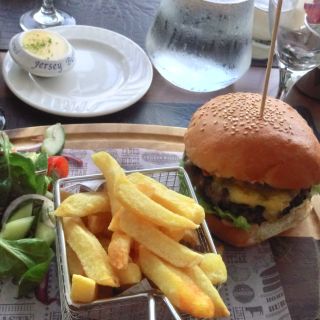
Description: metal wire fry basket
54,166,217,320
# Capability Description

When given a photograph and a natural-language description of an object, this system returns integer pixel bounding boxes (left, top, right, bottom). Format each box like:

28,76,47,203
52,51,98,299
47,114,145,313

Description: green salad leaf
0,132,48,210
0,130,59,298
24,152,48,173
179,156,251,230
18,260,52,297
196,193,251,230
0,237,54,297
310,184,320,196
0,132,12,209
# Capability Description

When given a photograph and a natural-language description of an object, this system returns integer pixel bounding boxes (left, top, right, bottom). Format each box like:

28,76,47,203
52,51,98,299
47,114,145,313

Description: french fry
135,182,155,197
118,210,202,268
159,227,200,245
185,265,230,318
91,151,126,215
55,192,110,217
61,151,229,313
66,244,85,276
108,210,121,232
128,172,205,224
108,231,132,270
181,229,200,247
115,262,142,285
71,274,97,303
128,172,194,202
63,217,119,287
87,212,112,235
199,253,228,285
158,226,185,242
139,246,214,318
116,177,198,230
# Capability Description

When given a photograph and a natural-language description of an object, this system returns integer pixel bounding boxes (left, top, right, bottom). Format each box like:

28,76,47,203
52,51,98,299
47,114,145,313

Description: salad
0,123,69,297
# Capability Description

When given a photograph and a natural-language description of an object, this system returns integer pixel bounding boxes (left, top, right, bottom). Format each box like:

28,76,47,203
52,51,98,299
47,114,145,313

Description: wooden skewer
260,0,283,118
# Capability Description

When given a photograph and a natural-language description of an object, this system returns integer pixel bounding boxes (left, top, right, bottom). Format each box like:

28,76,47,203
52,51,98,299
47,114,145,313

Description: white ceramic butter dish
9,29,75,77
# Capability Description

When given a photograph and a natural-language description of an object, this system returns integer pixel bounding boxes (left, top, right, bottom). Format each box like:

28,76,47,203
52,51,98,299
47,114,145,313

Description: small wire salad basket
53,166,217,320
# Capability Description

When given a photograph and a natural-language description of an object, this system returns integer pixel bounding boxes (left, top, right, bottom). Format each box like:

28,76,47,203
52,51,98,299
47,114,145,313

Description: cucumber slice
41,200,55,228
41,123,65,156
0,216,35,240
35,222,56,246
8,202,33,222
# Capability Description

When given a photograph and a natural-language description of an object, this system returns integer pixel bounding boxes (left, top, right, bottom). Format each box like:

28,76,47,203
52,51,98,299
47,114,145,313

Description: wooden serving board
6,123,320,239
6,123,187,152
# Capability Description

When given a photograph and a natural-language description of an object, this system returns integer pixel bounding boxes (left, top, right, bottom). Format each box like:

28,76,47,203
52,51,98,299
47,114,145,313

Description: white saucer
2,25,153,117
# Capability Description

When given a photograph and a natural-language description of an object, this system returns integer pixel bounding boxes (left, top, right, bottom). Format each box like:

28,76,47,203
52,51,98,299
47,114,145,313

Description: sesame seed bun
205,199,312,247
184,92,320,189
184,92,320,247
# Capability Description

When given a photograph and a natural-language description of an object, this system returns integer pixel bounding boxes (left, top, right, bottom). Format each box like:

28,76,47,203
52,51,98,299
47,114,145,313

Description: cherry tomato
47,156,69,179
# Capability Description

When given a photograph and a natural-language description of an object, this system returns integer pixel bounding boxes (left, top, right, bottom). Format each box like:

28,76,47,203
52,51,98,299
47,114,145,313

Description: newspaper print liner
0,148,291,320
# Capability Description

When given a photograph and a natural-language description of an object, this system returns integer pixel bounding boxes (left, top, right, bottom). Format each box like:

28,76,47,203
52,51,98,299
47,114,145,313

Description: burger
183,92,320,247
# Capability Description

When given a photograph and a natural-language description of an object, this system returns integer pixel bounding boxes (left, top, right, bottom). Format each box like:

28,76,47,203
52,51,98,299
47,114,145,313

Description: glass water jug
146,0,255,92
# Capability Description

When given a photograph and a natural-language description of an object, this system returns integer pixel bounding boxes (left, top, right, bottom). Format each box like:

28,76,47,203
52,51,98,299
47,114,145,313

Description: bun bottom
205,200,312,247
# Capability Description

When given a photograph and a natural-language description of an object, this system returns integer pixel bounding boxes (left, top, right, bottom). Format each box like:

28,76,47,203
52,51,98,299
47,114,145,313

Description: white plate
2,25,153,117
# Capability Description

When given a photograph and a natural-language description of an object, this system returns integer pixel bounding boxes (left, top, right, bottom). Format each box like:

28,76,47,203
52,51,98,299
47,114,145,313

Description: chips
66,244,85,276
108,230,132,270
115,262,142,285
185,265,230,317
116,177,198,230
63,217,119,287
138,246,214,318
56,151,229,317
128,172,205,224
118,210,202,268
199,253,228,285
91,151,126,215
55,192,110,217
71,274,97,303
87,212,112,235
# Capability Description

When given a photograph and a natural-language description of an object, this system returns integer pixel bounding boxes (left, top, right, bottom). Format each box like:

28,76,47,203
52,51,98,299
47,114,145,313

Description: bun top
184,92,320,189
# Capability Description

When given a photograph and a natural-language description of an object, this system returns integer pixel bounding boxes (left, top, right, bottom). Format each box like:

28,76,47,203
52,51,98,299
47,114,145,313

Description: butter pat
22,30,69,60
9,29,75,77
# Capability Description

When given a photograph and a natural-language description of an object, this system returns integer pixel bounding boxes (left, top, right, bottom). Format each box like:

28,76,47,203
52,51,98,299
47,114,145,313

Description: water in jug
146,0,255,92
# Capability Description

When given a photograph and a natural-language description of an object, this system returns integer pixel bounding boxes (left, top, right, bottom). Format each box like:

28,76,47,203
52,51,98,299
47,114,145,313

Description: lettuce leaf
196,193,251,230
179,157,251,230
0,132,48,210
0,132,12,209
310,184,320,196
0,237,53,297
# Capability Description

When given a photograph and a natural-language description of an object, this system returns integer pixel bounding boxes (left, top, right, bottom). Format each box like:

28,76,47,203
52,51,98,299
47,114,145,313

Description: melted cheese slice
227,184,296,221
